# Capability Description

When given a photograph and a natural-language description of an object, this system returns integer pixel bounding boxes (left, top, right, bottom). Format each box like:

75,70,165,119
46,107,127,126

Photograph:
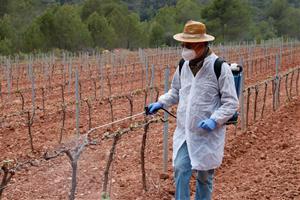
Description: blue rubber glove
147,102,163,114
198,118,217,131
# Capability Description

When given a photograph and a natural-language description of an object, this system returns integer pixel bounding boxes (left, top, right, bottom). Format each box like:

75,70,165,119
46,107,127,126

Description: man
147,20,239,200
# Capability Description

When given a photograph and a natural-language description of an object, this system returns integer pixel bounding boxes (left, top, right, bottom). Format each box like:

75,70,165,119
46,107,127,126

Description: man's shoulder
206,53,218,64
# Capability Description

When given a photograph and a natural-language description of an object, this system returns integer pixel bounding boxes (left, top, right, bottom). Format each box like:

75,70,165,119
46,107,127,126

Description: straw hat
173,20,215,43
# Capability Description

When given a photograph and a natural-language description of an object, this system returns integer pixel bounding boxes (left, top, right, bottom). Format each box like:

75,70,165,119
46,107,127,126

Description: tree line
0,0,299,55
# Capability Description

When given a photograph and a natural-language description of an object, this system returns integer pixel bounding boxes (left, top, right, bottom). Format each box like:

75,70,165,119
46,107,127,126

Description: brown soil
1,47,300,200
1,98,299,200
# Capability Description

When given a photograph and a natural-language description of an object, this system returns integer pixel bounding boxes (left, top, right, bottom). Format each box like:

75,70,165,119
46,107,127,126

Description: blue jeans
174,142,214,200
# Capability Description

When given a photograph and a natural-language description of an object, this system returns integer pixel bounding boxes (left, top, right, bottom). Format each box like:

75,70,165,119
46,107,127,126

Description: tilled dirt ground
2,96,299,200
1,48,300,200
213,96,300,200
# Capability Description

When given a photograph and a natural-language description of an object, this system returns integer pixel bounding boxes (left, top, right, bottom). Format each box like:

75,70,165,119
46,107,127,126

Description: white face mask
181,47,197,61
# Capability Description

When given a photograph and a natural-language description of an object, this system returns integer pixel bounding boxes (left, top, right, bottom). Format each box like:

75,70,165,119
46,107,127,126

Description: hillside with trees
0,0,299,54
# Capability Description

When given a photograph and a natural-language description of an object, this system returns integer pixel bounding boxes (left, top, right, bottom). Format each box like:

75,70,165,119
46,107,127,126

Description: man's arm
158,67,181,107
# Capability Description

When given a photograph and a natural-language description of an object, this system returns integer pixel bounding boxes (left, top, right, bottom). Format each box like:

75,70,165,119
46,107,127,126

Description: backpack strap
214,57,225,80
178,58,185,76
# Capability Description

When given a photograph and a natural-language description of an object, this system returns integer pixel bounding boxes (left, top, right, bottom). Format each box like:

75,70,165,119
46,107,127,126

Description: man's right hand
147,102,163,115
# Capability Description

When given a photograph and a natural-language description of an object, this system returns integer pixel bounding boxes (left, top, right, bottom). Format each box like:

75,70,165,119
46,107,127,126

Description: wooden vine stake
141,116,149,191
0,162,15,199
162,66,170,174
143,89,148,107
274,54,280,110
277,77,281,106
108,98,114,125
41,87,45,117
126,95,133,119
59,104,66,144
26,110,35,152
61,84,65,105
154,87,159,101
16,90,25,111
75,65,81,137
78,81,82,103
245,87,251,128
66,136,89,200
93,78,97,99
47,63,52,89
272,79,276,111
101,134,120,200
130,64,135,91
285,74,290,102
26,58,36,153
107,76,112,97
120,65,125,92
140,89,148,191
296,68,299,96
289,71,294,98
5,59,12,98
260,82,268,119
253,85,259,121
85,99,92,130
44,135,90,200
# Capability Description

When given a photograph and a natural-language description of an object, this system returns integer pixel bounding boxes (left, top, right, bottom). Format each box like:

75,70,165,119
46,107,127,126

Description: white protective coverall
158,53,239,171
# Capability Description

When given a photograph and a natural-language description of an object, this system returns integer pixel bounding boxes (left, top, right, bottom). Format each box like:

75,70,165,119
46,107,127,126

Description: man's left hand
198,119,217,131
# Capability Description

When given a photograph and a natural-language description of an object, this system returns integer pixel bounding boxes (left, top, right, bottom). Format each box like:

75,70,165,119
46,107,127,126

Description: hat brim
173,33,215,43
